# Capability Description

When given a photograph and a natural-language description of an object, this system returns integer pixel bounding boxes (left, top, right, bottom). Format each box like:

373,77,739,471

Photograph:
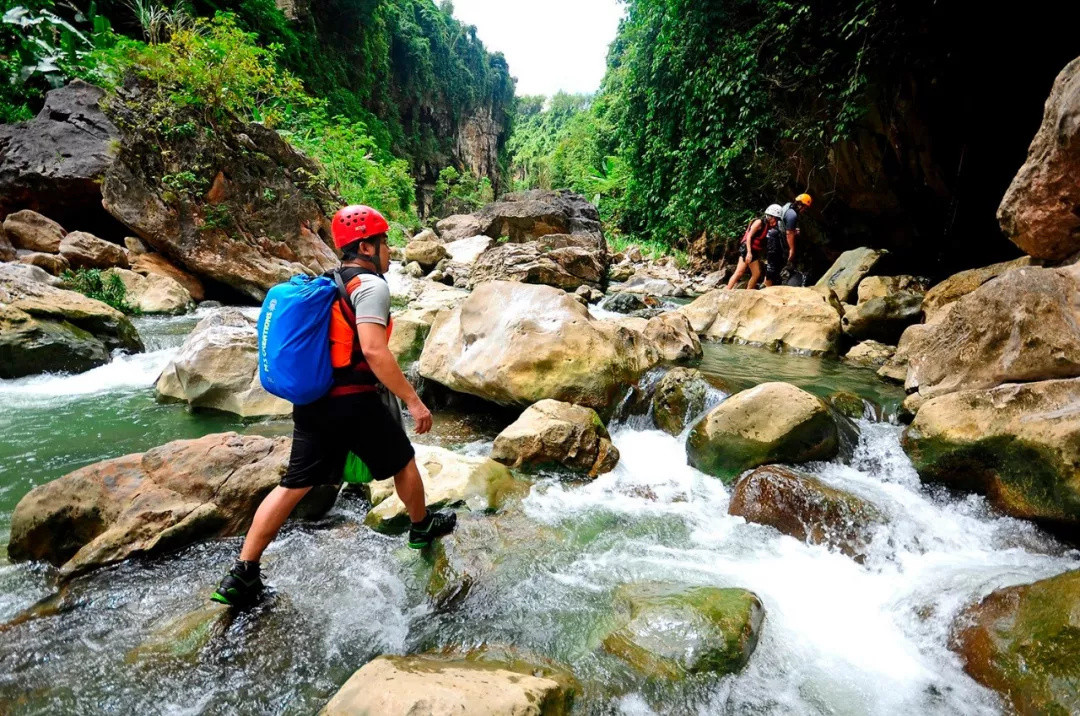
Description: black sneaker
408,511,457,549
211,561,263,607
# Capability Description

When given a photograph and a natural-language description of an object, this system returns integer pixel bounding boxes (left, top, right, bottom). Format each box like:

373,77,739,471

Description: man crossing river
212,205,457,607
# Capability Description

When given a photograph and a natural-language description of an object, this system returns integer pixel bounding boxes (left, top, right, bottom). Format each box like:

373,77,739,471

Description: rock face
477,189,602,243
491,399,619,476
404,238,448,271
998,56,1080,261
130,252,205,302
900,265,1080,400
814,247,884,303
470,241,605,291
688,382,839,482
0,81,119,224
418,281,660,415
100,81,339,301
652,367,712,435
951,569,1080,716
103,268,193,315
3,209,66,253
843,340,896,368
156,309,290,417
59,231,129,270
0,263,142,378
601,582,764,679
921,256,1036,323
902,378,1080,528
363,445,525,534
680,287,843,354
322,654,577,716
729,466,884,559
7,432,336,576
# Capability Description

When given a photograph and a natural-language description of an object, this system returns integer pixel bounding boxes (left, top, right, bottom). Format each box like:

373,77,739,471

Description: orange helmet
795,193,813,207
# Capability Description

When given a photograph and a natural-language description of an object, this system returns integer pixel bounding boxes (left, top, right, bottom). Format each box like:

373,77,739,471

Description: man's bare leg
239,485,313,563
393,459,427,523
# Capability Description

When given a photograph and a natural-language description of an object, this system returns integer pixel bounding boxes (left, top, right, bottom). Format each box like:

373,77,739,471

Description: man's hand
788,251,795,262
407,397,432,434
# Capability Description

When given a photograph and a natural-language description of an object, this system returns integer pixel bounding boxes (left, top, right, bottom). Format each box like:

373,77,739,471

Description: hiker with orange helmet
765,192,812,287
212,205,456,607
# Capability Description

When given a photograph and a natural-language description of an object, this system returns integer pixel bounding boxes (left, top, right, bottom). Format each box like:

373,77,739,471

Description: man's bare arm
358,323,432,433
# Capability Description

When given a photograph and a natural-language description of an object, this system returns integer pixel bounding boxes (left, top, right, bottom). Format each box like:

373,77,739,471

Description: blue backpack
257,273,340,405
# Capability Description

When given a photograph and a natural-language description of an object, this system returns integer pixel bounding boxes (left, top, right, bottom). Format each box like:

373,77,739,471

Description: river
0,305,1077,714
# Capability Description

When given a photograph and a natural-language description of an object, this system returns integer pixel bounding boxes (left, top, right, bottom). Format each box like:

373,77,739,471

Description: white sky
448,0,625,97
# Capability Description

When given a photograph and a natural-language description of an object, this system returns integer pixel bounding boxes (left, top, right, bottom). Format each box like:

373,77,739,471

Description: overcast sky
449,0,625,97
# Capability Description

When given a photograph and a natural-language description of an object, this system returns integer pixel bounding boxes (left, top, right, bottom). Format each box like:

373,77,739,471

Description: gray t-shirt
346,271,390,327
783,205,799,236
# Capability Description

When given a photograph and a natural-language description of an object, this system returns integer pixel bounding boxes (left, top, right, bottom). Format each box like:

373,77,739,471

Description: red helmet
331,205,390,249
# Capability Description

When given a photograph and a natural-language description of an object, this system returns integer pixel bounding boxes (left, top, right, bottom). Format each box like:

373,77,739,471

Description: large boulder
856,275,927,303
59,231,129,270
363,445,526,534
729,465,884,560
130,252,205,302
388,308,434,367
601,582,764,679
7,432,337,577
0,225,14,261
100,81,339,301
998,56,1080,261
491,399,619,476
652,367,712,435
442,234,493,264
477,189,603,244
404,238,448,271
435,213,484,242
16,250,69,276
680,287,843,354
103,268,193,315
843,340,896,368
418,281,660,415
156,309,290,417
0,81,118,224
322,654,577,716
841,291,923,344
921,256,1037,323
813,247,885,303
0,263,143,378
613,311,702,363
900,265,1080,400
687,382,839,482
902,378,1080,528
3,209,65,253
952,570,1080,716
469,242,605,291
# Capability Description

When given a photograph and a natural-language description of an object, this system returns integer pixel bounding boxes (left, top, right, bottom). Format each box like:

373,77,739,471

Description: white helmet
765,204,784,219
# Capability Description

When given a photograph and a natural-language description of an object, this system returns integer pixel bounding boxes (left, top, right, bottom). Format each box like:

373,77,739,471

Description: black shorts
280,391,415,489
765,251,786,282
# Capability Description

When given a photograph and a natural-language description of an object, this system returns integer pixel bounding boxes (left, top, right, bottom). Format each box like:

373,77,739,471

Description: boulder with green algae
902,378,1080,528
728,465,885,560
322,652,578,716
652,367,712,435
601,582,764,679
126,602,233,664
687,382,839,483
951,569,1080,716
363,445,527,534
828,390,866,419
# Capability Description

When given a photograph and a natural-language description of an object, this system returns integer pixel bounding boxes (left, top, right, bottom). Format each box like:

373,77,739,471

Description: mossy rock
601,582,764,679
952,569,1080,715
652,367,711,435
828,390,867,420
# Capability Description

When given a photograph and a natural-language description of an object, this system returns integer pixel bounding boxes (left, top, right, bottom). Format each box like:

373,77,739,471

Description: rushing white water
523,421,1079,715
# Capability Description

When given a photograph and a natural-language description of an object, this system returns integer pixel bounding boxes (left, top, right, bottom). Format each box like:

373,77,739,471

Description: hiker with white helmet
725,204,786,290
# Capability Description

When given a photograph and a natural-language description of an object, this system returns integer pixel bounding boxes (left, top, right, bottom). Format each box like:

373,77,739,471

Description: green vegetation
431,165,493,217
61,268,139,314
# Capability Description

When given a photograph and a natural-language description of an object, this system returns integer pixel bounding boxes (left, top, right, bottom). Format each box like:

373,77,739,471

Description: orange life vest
328,268,393,398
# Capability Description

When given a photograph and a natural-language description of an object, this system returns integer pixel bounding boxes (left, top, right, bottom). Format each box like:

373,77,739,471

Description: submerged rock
126,602,233,664
828,390,867,419
156,309,290,417
998,56,1080,261
951,569,1080,715
364,445,525,534
814,247,885,303
652,367,712,436
0,262,143,378
418,281,660,416
322,653,577,716
901,265,1080,400
680,286,842,354
687,382,839,482
729,465,884,560
902,378,1080,528
491,399,619,476
7,432,338,576
601,582,764,679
